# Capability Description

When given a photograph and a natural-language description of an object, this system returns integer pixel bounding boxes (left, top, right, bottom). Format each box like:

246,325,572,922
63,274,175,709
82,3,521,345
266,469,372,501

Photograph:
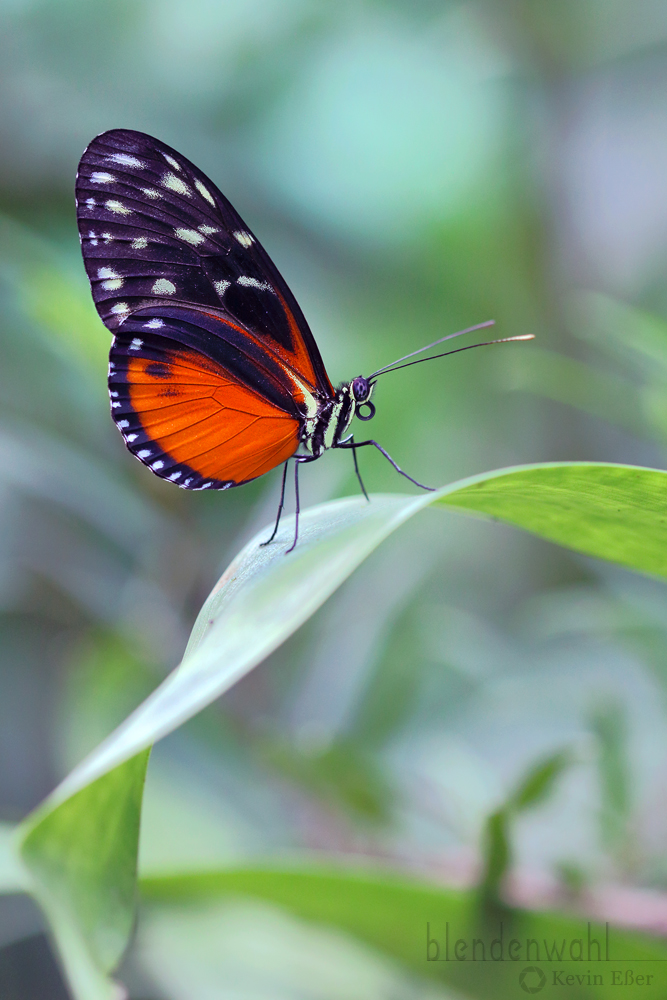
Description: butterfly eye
356,401,376,421
352,376,369,401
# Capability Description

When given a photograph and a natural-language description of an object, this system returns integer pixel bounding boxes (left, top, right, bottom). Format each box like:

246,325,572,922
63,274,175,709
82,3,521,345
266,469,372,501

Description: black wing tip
90,127,153,145
82,128,182,160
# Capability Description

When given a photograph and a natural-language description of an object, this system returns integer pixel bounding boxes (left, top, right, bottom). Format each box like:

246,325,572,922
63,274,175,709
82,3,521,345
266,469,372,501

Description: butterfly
76,130,531,550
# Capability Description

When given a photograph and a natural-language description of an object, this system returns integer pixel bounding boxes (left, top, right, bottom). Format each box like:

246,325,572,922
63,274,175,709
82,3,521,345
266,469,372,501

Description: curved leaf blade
19,751,150,999
46,493,430,803
435,462,667,578
140,866,667,999
15,461,667,996
40,463,667,805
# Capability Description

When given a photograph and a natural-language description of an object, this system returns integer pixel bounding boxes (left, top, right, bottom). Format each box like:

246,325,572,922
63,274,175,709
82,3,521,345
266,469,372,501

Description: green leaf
590,702,631,854
480,751,572,902
19,751,150,999
434,462,667,578
479,809,511,902
15,461,667,995
510,750,572,812
260,736,392,823
0,822,28,895
140,866,667,999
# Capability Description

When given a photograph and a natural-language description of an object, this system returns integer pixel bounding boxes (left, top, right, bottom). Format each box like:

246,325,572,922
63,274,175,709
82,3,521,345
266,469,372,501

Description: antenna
371,334,534,379
369,320,496,379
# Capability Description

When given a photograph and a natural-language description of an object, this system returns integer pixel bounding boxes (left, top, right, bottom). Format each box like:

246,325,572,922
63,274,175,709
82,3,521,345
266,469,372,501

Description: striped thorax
302,376,376,458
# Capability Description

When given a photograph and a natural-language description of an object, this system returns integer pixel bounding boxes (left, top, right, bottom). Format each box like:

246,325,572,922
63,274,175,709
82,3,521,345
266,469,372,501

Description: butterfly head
351,376,376,422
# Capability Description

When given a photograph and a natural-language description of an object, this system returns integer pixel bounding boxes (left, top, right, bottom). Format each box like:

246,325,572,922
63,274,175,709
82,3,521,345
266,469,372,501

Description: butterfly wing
75,128,333,488
109,324,300,489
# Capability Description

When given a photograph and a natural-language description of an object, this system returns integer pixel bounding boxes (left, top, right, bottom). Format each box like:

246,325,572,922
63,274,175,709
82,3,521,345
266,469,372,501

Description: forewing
75,128,333,397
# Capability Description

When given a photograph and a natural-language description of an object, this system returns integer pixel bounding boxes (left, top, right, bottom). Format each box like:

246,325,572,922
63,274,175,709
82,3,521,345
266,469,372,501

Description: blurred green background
2,0,667,996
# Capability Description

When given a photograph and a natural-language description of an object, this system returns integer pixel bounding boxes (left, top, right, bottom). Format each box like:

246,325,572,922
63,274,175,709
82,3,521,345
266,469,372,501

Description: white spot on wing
138,449,151,458
163,154,181,171
168,471,182,480
111,303,129,315
141,187,161,199
151,461,165,471
106,199,131,215
152,278,176,294
111,401,121,408
195,179,215,205
233,230,254,247
109,153,144,168
237,276,272,291
175,227,204,245
85,197,96,207
145,318,164,329
162,173,191,196
117,419,129,427
131,236,148,249
102,232,114,243
129,337,143,350
126,433,138,442
214,280,230,297
198,225,218,234
98,266,123,290
91,171,115,183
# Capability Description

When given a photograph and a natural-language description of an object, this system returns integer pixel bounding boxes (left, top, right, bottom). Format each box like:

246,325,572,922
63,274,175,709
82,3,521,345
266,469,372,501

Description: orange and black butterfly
76,130,530,549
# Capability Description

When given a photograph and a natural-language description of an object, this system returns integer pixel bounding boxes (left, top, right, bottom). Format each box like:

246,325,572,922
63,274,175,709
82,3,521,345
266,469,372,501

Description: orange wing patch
202,294,334,402
274,290,334,396
127,348,300,484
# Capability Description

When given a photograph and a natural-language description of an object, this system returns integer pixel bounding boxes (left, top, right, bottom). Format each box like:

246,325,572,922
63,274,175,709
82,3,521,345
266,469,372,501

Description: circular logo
519,966,546,994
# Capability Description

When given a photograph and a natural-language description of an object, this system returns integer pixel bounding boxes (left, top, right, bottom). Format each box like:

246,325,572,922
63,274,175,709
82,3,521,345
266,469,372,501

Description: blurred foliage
138,867,667,1000
480,750,572,903
259,736,393,824
590,702,632,861
1,0,667,995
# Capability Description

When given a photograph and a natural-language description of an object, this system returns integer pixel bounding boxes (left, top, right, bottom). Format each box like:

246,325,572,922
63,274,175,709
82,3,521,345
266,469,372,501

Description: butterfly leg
260,460,290,547
339,439,435,491
285,457,306,554
348,437,370,501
